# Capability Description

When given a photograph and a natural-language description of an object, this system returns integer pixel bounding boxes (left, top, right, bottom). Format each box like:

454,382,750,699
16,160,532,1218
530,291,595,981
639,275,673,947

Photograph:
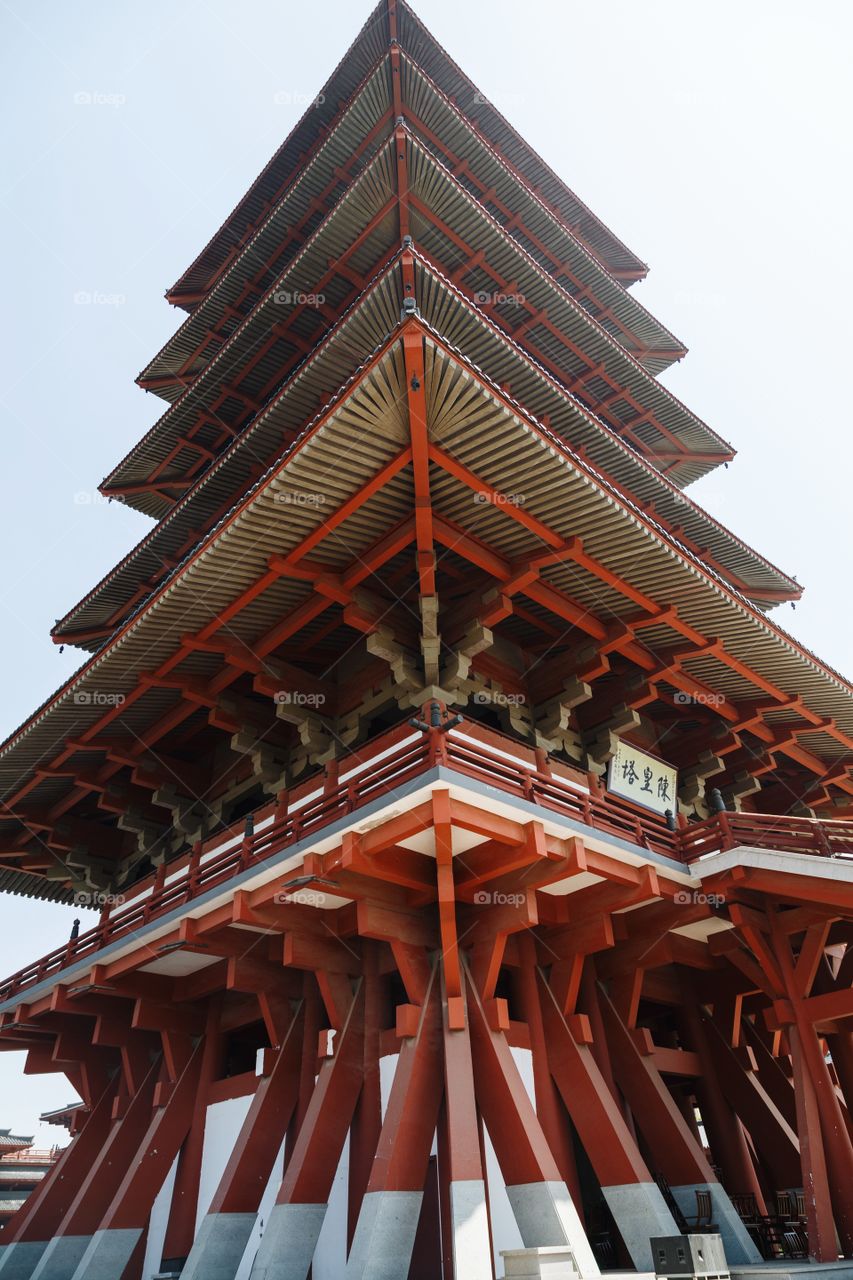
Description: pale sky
0,0,851,1137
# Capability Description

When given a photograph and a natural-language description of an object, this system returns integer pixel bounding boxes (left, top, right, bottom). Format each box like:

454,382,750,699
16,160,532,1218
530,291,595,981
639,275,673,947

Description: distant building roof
0,1131,32,1153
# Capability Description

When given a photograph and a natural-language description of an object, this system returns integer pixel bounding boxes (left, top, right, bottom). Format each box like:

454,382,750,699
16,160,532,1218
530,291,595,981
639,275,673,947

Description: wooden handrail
2,721,853,1002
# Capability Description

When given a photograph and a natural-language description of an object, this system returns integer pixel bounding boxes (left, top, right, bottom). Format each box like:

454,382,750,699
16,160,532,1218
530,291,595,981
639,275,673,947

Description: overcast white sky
0,0,851,1138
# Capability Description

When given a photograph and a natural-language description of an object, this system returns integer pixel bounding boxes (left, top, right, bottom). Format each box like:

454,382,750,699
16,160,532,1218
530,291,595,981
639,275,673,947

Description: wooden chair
774,1191,793,1221
730,1192,782,1258
654,1173,689,1232
592,1237,616,1269
783,1230,809,1259
731,1192,760,1224
683,1188,718,1232
795,1191,807,1223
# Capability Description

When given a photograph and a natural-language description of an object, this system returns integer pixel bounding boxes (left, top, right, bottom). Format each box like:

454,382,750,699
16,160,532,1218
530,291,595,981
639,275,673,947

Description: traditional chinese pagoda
0,1137,61,1236
1,3,853,1278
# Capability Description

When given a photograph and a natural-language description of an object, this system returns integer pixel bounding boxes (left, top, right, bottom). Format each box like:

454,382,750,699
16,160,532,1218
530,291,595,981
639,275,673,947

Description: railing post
429,725,446,767
274,786,289,826
241,814,255,868
815,820,833,858
152,861,167,908
187,840,202,895
325,757,340,797
718,811,733,850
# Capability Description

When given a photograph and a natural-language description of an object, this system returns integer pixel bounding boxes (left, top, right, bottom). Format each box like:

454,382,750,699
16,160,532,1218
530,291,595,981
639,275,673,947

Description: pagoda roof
54,256,796,653
140,51,682,402
3,326,853,896
101,137,402,516
102,136,726,515
0,869,74,904
0,1132,32,1152
40,1104,79,1129
167,0,647,312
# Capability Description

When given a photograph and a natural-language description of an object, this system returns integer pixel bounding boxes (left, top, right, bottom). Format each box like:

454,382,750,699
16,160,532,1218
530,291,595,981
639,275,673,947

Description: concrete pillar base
67,1227,143,1280
0,1240,49,1280
180,1213,258,1280
449,1180,493,1280
602,1181,678,1270
501,1246,579,1278
29,1236,92,1280
345,1189,423,1279
248,1203,327,1280
506,1181,600,1278
670,1183,761,1265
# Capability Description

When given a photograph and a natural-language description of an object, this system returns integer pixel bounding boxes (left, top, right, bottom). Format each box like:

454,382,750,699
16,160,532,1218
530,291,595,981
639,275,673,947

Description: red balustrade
1,723,852,1003
680,809,853,862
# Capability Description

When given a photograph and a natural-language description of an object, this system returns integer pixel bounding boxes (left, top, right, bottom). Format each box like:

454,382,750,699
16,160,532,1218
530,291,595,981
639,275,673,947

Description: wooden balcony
1,720,851,1004
679,809,853,861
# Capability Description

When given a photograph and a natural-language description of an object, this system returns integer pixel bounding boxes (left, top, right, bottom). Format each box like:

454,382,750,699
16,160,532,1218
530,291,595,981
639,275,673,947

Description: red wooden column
159,996,224,1272
536,968,676,1270
437,965,494,1280
285,978,322,1170
247,983,365,1280
0,1075,118,1279
828,1031,853,1130
790,1024,838,1261
347,942,383,1248
466,968,600,1277
597,984,761,1265
60,1037,207,1280
514,936,583,1213
25,1061,160,1280
684,999,799,1193
676,980,767,1206
433,790,462,1017
181,1002,305,1280
765,912,853,1255
346,965,443,1279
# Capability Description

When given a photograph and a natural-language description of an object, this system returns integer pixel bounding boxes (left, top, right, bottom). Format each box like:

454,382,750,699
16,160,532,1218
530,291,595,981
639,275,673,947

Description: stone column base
500,1245,580,1279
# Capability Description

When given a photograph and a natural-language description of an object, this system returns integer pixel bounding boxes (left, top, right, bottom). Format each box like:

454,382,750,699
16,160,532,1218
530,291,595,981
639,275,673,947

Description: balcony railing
0,1149,61,1164
1,721,851,1004
679,809,853,861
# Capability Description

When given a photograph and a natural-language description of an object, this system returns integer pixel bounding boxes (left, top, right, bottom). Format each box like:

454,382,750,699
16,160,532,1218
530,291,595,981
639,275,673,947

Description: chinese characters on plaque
606,740,678,817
